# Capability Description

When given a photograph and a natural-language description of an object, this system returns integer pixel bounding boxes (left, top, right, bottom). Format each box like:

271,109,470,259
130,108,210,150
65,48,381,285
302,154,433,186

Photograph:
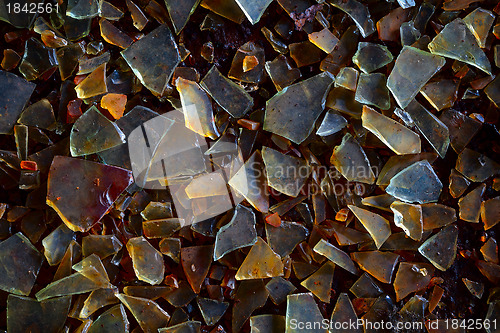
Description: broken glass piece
313,239,358,275
387,46,445,109
141,202,173,220
420,80,459,111
352,251,400,284
82,234,122,259
350,273,383,298
159,321,201,333
123,286,173,300
428,18,492,75
56,43,86,80
329,222,371,246
330,293,361,333
70,106,125,156
127,236,165,285
87,304,128,333
264,55,301,91
80,288,119,318
377,152,438,186
376,7,412,42
99,0,124,20
485,75,500,107
176,77,219,139
348,205,391,249
354,73,391,110
99,19,133,49
265,276,296,305
250,315,286,333
158,238,181,263
326,87,364,119
477,261,500,284
286,293,325,333
458,184,485,223
463,278,484,299
1,49,21,71
18,99,56,130
261,27,287,54
386,160,443,204
0,232,43,296
421,203,456,230
235,237,283,280
361,194,396,212
197,297,229,325
456,149,500,182
42,223,75,266
164,0,199,33
143,218,182,238
124,0,147,31
121,25,180,95
352,42,393,73
316,110,348,137
308,28,339,53
463,8,495,49
362,106,420,155
19,38,57,81
266,221,309,257
300,261,335,303
394,262,434,301
0,71,35,135
64,17,92,41
233,0,272,24
328,0,375,38
200,0,245,24
400,21,420,45
100,93,127,120
75,63,108,98
481,197,500,230
41,30,67,48
418,225,458,271
390,201,423,241
289,41,323,67
232,280,268,332
481,238,498,264
439,109,482,153
67,0,99,19
228,42,264,83
116,294,170,333
181,245,213,293
335,67,359,91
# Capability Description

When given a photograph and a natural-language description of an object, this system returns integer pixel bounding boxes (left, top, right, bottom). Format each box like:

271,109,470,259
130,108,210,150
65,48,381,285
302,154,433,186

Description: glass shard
228,42,265,84
439,109,482,153
481,197,500,230
316,110,348,137
481,238,498,264
181,245,213,293
390,201,423,241
349,273,383,298
308,28,339,53
232,280,268,331
164,0,199,33
127,236,165,285
328,0,376,38
82,234,122,259
159,321,201,333
352,251,399,284
116,294,170,333
80,288,119,318
421,203,457,230
458,184,485,223
197,297,229,325
0,71,36,134
393,262,434,301
286,293,325,333
352,42,393,74
42,223,75,266
18,98,56,130
463,8,495,48
266,221,309,257
313,239,359,275
377,152,438,186
418,225,458,271
420,80,459,111
330,293,361,333
265,276,297,305
264,55,301,91
75,63,108,99
250,314,286,333
463,278,484,299
456,149,500,182
300,261,335,303
326,87,364,119
19,38,58,81
289,41,323,67
335,67,359,91
143,218,182,238
87,304,129,333
234,0,273,24
348,205,391,249
355,72,391,110
67,0,99,19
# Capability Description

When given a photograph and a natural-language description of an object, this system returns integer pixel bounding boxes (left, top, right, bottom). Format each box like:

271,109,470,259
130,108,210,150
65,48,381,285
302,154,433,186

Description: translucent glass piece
393,262,434,301
463,8,495,48
377,153,438,186
400,21,420,46
264,72,334,144
264,55,301,91
234,0,272,24
418,225,458,271
439,109,481,153
80,288,119,318
235,237,283,280
261,27,287,54
316,110,348,137
1,49,21,71
456,148,500,182
200,65,253,118
420,80,459,111
181,245,213,293
330,293,361,333
127,236,165,285
121,25,181,95
326,87,363,119
386,160,443,204
290,41,323,67
313,239,358,275
0,71,35,135
481,197,500,230
99,0,124,20
75,63,108,99
141,202,173,220
463,278,484,299
82,234,122,259
197,297,229,325
56,43,86,80
300,261,335,302
361,194,396,212
335,67,359,91
101,93,127,119
421,203,456,230
0,232,43,296
266,221,308,257
99,19,133,48
116,294,170,333
328,0,375,38
353,42,393,74
164,0,200,33
352,251,399,284
250,314,285,333
70,106,125,156
159,321,201,333
348,205,391,249
265,276,296,305
232,280,268,332
42,223,75,266
18,99,56,130
19,38,58,81
387,46,445,109
485,75,500,107
143,218,182,238
350,273,383,298
286,293,325,333
329,222,371,246
481,238,498,264
87,304,128,333
200,0,245,24
390,201,423,241
354,73,391,110
428,18,492,75
228,42,265,84
65,17,92,41
308,28,339,53
67,0,99,19
458,184,485,223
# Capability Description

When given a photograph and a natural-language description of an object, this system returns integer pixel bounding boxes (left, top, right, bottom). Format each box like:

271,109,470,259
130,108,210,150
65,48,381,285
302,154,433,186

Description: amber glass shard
266,221,308,257
123,286,173,300
116,294,170,333
376,7,412,42
418,225,458,271
87,304,128,333
439,109,481,153
330,222,371,246
326,87,364,119
200,0,245,24
235,237,283,280
121,25,180,95
261,27,287,54
99,0,124,20
264,55,301,91
300,261,335,302
428,18,491,75
329,0,375,38
99,19,133,48
232,280,268,331
70,106,125,156
313,239,358,275
75,63,108,99
393,262,434,301
352,251,399,284
18,99,56,130
127,236,165,285
67,0,99,19
159,321,201,333
386,160,443,204
56,43,86,80
143,218,182,238
390,201,423,241
377,152,438,186
1,49,21,71
449,169,470,198
197,297,229,325
266,276,297,305
200,65,253,118
101,93,127,119
421,203,456,230
350,273,383,298
181,245,213,293
420,80,458,112
481,238,498,264
456,149,500,182
82,234,122,259
0,71,35,135
308,28,339,53
348,205,391,249
352,42,393,74
463,278,484,299
141,202,173,220
250,315,285,333
0,233,43,296
80,288,118,318
42,223,75,266
477,260,500,284
335,67,359,91
463,8,495,49
485,75,500,107
481,197,500,230
387,46,445,109
19,38,57,81
286,293,325,333
355,73,391,110
316,110,348,137
361,194,396,212
289,41,323,67
7,295,71,333
458,184,485,223
330,293,361,333
228,42,264,83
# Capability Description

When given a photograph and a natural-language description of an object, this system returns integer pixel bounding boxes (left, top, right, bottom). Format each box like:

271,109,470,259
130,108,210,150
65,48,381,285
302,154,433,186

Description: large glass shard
121,25,181,95
355,73,391,110
418,225,458,271
390,201,423,241
428,18,492,75
116,294,170,333
214,205,257,260
0,232,43,296
456,149,500,182
386,160,443,204
70,106,126,156
0,71,35,134
393,262,434,301
458,184,485,223
200,65,253,118
264,72,334,144
176,77,219,139
266,221,308,257
19,38,58,81
265,55,302,91
348,205,391,249
421,203,456,230
82,234,122,259
330,293,361,333
420,80,459,111
235,237,283,280
42,223,75,266
18,99,56,130
300,261,335,303
232,280,268,331
67,0,99,19
87,304,129,333
228,42,265,84
313,239,359,275
56,43,86,80
250,315,285,333
377,152,438,186
181,245,213,293
75,63,107,98
234,0,272,24
262,146,311,197
316,110,348,136
159,321,201,333
328,0,375,38
439,109,482,153
330,133,376,184
481,238,498,263
197,297,229,325
266,276,297,305
387,46,445,109
481,197,500,230
352,251,399,284
362,106,420,155
463,8,495,48
164,0,200,33
7,295,71,333
286,293,325,333
80,288,119,318
127,236,165,285
352,42,393,73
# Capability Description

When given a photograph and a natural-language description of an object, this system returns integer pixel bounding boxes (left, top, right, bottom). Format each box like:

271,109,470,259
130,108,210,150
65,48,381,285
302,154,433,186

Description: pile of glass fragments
0,0,499,331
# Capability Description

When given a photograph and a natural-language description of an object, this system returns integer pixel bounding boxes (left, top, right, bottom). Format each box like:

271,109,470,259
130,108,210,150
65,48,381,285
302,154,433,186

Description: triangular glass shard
286,293,325,333
75,63,108,99
99,0,124,20
263,72,334,144
352,251,400,284
235,237,284,280
355,72,391,110
428,18,492,75
418,225,458,271
42,223,75,266
328,0,375,38
456,148,500,182
449,169,470,198
390,201,423,241
87,304,129,333
159,321,201,333
480,238,498,264
313,239,359,275
348,205,391,249
329,222,371,246
462,278,484,299
200,0,245,24
56,42,86,81
458,184,485,223
181,245,213,293
250,314,286,333
439,109,481,154
234,0,273,24
70,106,125,156
300,261,335,303
99,18,134,49
316,110,348,137
164,0,200,34
265,276,297,305
387,46,445,109
18,99,56,130
485,75,500,107
197,297,229,325
386,160,443,204
265,221,309,257
330,293,361,333
116,294,170,332
353,42,393,73
420,80,459,111
331,133,376,184
393,262,434,301
127,236,165,285
80,288,119,318
361,194,396,212
421,203,456,230
67,0,99,19
349,273,383,298
232,280,268,332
